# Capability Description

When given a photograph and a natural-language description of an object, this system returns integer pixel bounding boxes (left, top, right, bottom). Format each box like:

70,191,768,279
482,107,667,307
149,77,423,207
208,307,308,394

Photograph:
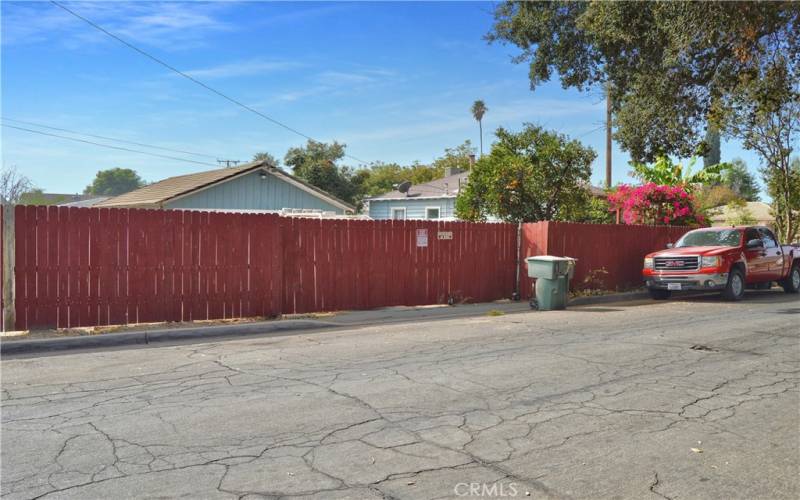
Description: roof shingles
94,161,354,212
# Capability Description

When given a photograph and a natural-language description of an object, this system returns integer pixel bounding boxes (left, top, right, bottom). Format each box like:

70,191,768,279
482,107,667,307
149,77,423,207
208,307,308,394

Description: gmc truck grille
654,256,699,271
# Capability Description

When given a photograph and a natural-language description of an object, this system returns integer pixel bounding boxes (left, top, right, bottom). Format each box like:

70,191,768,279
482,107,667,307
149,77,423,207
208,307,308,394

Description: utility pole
217,159,241,168
605,84,613,189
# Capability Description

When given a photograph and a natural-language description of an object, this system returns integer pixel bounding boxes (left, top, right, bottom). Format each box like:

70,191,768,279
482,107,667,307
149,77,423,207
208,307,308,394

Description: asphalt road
2,291,798,500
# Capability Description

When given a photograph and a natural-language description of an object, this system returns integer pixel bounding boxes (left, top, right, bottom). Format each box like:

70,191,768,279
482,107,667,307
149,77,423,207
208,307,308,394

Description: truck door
758,227,784,281
743,227,768,282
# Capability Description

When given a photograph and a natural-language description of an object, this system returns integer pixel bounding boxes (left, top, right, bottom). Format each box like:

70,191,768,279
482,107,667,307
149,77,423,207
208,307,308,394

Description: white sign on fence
416,228,428,247
437,231,453,240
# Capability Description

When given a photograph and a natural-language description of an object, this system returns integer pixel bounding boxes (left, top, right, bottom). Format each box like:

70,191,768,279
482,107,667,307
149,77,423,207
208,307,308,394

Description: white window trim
391,207,406,220
425,206,441,220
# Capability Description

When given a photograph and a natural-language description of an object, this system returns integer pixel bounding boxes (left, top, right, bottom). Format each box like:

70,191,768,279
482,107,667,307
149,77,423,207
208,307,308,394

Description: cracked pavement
2,292,798,499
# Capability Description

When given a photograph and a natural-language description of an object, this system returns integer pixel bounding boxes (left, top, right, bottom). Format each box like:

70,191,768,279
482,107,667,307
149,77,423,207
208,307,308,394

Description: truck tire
649,289,671,300
722,268,745,301
781,264,800,294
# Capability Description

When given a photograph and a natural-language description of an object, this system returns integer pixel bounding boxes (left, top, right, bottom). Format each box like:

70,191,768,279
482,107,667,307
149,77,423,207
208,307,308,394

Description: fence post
2,204,15,332
514,221,522,300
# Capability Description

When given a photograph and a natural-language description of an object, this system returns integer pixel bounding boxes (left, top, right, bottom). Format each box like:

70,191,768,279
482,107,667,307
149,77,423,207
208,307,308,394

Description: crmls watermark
453,482,520,497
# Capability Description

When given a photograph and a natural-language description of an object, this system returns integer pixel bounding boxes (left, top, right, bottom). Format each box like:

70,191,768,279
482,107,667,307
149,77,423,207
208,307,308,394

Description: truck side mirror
746,238,764,249
666,242,673,249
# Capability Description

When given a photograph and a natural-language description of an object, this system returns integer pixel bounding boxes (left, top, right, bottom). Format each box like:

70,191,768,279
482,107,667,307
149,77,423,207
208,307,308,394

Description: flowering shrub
607,183,706,226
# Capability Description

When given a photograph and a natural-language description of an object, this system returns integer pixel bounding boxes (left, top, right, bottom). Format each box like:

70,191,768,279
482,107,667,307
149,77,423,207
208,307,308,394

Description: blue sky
2,0,763,195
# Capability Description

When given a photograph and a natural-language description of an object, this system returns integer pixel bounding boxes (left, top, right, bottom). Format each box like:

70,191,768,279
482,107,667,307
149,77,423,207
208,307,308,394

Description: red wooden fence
3,206,693,330
519,221,690,297
8,206,517,330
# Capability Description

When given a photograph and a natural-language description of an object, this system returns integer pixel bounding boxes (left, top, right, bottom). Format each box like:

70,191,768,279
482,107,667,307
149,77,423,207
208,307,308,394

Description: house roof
367,172,470,201
18,192,98,205
59,196,110,207
367,171,607,201
709,201,773,223
94,160,355,212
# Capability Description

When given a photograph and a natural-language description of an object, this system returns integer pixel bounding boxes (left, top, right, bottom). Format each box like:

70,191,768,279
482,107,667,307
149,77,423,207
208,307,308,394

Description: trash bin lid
525,255,574,262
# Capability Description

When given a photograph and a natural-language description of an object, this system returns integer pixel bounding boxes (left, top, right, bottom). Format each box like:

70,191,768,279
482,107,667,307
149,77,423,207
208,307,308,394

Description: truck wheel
722,268,745,301
649,289,671,300
781,265,800,294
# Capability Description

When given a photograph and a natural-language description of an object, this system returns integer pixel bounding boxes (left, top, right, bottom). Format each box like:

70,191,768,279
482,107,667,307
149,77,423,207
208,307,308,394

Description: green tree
570,195,614,224
432,141,476,174
471,100,488,157
356,162,443,198
455,124,596,222
629,156,729,191
84,168,144,196
764,157,800,243
721,70,799,241
487,1,799,161
722,159,760,202
17,189,70,206
252,151,279,166
283,140,359,203
694,185,742,212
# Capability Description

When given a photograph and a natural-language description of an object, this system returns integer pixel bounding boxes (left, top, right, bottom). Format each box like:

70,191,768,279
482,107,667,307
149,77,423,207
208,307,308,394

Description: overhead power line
2,124,219,168
576,125,605,139
50,0,369,165
1,117,218,160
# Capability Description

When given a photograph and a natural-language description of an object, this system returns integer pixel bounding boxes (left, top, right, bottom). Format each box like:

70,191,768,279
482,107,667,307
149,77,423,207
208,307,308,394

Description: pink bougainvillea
607,183,706,226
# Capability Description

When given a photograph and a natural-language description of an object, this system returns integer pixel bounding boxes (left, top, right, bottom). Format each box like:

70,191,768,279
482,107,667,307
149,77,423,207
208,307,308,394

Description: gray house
95,160,354,214
366,167,608,221
366,168,468,220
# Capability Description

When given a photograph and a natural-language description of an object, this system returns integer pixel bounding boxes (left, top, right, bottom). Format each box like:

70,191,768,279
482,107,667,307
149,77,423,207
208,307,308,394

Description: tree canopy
455,124,596,222
629,156,729,191
84,168,145,196
722,159,760,202
282,140,473,206
1,166,34,203
283,140,359,203
488,1,799,161
252,151,279,166
489,1,798,239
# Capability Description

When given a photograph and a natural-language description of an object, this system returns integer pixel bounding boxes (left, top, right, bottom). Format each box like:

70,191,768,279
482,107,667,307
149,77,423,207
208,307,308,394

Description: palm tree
471,100,488,157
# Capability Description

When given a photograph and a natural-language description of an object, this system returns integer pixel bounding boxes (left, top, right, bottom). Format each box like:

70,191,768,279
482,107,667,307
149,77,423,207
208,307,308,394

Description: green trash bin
525,256,577,310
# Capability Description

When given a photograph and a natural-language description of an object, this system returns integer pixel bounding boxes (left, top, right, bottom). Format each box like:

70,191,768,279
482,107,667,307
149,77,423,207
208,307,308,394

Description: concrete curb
0,320,339,356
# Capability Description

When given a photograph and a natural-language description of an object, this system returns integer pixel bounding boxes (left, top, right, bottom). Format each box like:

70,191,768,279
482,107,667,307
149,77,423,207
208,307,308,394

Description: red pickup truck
643,226,799,301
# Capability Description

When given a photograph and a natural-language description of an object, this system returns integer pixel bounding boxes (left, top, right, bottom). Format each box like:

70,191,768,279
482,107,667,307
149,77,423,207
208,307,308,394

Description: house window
391,207,406,220
426,207,440,219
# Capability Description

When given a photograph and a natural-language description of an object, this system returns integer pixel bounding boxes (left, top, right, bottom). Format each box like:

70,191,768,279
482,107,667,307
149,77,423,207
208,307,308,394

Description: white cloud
183,59,305,79
1,1,233,50
342,98,604,143
317,68,397,86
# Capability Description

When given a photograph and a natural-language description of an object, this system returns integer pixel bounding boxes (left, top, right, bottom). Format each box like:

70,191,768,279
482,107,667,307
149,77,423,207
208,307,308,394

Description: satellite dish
397,181,412,194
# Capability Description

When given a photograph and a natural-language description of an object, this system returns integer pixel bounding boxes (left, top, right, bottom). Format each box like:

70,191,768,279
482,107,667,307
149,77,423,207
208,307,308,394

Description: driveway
2,292,798,499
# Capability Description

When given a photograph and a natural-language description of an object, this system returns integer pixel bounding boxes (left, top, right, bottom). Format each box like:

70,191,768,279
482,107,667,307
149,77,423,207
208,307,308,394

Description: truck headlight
701,256,720,268
644,257,654,269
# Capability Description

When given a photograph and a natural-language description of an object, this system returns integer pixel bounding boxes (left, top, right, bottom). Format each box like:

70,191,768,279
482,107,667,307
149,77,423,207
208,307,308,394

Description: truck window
744,228,760,244
758,228,778,248
676,229,742,247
